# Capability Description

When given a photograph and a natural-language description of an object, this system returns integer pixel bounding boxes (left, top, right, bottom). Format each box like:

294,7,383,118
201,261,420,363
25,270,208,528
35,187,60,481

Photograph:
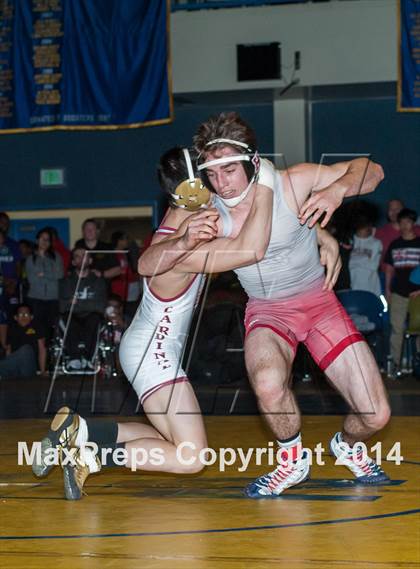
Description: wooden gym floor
0,414,419,568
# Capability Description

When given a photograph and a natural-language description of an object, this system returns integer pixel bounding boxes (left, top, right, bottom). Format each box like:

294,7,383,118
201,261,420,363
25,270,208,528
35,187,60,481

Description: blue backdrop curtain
398,0,420,111
0,0,172,132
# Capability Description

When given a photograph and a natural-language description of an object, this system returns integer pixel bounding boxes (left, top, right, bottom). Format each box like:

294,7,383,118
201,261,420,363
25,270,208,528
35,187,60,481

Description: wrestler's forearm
315,225,330,246
335,158,384,199
138,236,193,277
233,185,273,258
176,186,273,274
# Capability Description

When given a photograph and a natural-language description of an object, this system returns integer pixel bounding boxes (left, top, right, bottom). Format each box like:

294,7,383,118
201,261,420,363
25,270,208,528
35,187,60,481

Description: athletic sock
86,418,119,448
75,416,89,448
277,432,303,465
83,419,123,467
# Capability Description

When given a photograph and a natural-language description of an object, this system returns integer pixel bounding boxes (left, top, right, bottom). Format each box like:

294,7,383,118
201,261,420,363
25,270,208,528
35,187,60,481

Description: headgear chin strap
218,179,254,208
197,138,260,208
172,148,211,211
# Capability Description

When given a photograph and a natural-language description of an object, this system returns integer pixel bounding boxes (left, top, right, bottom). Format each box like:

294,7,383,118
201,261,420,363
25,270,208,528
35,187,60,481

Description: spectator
74,218,120,281
45,226,71,274
59,247,107,370
110,231,141,318
376,199,420,271
0,258,7,355
18,239,35,301
0,212,22,282
326,216,353,291
349,215,382,296
25,228,63,341
385,208,420,371
0,303,46,379
104,293,127,347
0,213,22,321
0,227,23,348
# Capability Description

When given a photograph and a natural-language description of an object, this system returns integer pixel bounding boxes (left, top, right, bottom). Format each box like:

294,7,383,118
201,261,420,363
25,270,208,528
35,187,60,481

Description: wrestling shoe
63,447,101,500
244,451,310,498
330,432,389,484
32,406,80,478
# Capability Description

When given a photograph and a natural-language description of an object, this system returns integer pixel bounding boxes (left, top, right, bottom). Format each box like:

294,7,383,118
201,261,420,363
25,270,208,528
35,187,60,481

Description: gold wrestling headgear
172,149,211,211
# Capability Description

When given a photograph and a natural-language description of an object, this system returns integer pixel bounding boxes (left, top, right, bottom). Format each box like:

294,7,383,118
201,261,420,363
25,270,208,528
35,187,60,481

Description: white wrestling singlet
119,230,205,405
214,170,324,299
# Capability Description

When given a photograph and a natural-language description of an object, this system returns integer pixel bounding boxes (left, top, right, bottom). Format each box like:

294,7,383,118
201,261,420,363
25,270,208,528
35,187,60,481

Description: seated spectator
104,293,127,346
25,228,63,342
74,218,120,281
59,247,107,370
376,199,420,271
0,304,46,379
385,208,420,372
349,215,382,296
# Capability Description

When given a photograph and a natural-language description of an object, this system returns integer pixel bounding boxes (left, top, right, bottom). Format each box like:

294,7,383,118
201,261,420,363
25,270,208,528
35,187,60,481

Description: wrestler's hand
319,234,342,290
178,208,219,250
298,186,344,228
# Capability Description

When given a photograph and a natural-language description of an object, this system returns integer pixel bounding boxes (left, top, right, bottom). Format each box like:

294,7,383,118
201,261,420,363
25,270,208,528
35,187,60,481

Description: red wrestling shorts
244,286,365,371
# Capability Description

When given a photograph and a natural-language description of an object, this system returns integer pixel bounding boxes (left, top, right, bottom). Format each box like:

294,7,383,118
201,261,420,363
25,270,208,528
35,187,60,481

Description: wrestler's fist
179,208,219,249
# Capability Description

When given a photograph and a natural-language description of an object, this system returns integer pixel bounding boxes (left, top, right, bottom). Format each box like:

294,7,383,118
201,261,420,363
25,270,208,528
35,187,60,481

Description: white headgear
197,139,260,207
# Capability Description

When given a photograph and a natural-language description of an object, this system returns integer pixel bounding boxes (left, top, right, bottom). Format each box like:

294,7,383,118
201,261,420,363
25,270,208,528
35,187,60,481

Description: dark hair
354,214,373,232
71,246,87,258
157,146,199,205
33,227,56,261
111,231,127,249
108,293,123,305
43,225,58,239
82,218,99,230
397,208,417,223
194,112,257,156
14,303,32,316
193,112,257,190
19,238,33,247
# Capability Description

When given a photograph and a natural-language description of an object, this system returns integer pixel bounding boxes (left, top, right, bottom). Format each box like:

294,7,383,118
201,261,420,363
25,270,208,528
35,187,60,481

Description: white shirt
349,234,382,296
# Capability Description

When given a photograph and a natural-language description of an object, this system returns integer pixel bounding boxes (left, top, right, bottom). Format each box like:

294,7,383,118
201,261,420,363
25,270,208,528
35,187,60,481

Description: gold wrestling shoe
32,406,80,478
62,446,101,500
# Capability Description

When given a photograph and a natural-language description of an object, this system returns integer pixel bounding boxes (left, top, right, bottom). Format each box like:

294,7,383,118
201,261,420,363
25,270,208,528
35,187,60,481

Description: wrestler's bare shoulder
279,163,315,186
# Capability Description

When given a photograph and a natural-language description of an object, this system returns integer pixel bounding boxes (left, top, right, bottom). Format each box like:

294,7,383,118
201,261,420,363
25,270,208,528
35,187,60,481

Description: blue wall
0,103,273,214
311,97,420,220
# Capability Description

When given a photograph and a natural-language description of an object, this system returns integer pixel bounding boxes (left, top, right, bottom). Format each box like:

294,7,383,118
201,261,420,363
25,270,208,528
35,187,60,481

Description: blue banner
0,0,172,132
399,0,420,111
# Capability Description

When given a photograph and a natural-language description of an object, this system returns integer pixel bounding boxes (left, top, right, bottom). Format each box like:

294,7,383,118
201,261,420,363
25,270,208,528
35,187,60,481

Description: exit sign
40,168,65,188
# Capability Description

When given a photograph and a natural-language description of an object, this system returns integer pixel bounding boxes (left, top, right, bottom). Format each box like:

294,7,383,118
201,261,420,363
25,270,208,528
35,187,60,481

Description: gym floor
0,374,419,568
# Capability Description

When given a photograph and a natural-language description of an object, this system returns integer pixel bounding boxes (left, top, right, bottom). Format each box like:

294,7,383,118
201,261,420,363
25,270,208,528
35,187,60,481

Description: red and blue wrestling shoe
244,451,310,498
330,432,389,484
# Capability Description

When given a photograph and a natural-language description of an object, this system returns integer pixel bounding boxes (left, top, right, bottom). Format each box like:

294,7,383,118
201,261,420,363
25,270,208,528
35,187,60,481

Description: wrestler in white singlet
119,228,205,405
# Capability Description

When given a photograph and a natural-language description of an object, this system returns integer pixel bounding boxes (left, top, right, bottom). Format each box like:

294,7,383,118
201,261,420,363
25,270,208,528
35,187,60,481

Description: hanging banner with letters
398,0,420,111
0,0,172,132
